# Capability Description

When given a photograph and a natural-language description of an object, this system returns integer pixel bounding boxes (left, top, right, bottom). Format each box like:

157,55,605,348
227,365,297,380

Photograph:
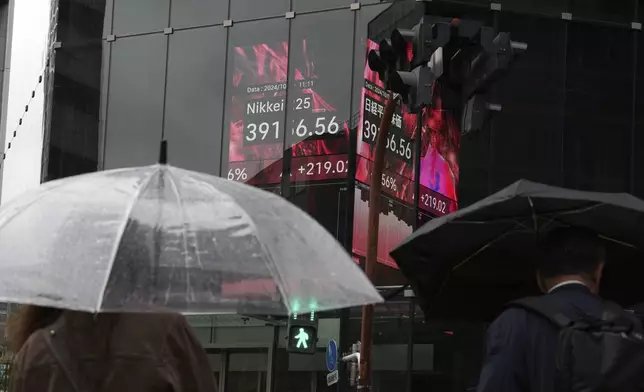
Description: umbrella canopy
0,164,382,315
391,179,644,319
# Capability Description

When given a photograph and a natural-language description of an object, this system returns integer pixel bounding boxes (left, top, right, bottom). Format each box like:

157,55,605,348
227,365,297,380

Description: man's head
536,227,606,294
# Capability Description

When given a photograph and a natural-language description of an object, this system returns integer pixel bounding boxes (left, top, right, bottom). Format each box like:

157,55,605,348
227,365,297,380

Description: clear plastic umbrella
0,164,382,315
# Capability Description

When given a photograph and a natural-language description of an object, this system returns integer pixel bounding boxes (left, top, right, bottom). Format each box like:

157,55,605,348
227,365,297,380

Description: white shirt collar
548,280,586,293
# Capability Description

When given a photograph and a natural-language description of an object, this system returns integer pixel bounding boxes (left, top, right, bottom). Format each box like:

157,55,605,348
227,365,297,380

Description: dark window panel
285,9,354,170
164,26,227,175
52,64,101,117
230,0,289,21
563,114,632,192
568,0,636,25
632,34,644,198
48,69,102,179
636,31,644,117
111,0,169,36
103,34,166,169
352,3,390,113
563,23,634,192
351,185,411,286
488,114,566,192
48,105,99,180
288,0,402,13
45,1,105,182
637,40,644,95
423,2,492,19
488,14,566,192
54,44,103,111
222,19,289,186
292,0,351,12
288,184,348,240
497,0,565,17
57,0,105,44
450,0,489,5
635,119,644,198
170,0,229,29
458,124,492,207
0,4,8,37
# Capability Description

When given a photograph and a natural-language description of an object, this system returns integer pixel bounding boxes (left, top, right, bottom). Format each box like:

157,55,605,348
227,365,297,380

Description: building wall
97,0,644,204
42,0,105,183
96,0,644,286
454,1,644,206
99,0,388,173
97,1,396,297
3,0,640,390
0,0,53,204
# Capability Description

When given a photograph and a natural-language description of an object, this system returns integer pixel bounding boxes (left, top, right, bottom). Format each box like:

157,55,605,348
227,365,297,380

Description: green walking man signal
287,313,318,354
295,328,310,348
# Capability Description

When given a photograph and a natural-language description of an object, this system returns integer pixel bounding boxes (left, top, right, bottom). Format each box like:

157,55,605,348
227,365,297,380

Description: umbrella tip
159,140,168,165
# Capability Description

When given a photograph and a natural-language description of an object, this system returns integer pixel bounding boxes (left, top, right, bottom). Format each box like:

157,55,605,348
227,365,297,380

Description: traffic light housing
367,15,526,115
465,31,527,97
367,19,450,113
367,38,409,91
389,47,444,112
392,19,450,67
287,313,318,354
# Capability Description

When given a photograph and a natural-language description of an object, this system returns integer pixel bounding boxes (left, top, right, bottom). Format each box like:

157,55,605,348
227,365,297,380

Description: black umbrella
391,179,644,320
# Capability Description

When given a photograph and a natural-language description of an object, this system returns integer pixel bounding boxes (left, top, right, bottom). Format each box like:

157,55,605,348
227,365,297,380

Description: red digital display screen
291,154,349,182
352,39,462,269
418,83,460,215
225,40,350,186
352,39,416,270
357,39,417,186
352,184,414,270
355,156,414,204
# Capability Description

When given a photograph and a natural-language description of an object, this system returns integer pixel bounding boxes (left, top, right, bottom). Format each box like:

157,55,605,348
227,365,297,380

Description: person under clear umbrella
7,306,216,392
5,220,217,392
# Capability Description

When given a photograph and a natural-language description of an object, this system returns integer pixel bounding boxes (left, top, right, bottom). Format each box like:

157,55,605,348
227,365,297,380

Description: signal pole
358,19,441,391
359,92,397,392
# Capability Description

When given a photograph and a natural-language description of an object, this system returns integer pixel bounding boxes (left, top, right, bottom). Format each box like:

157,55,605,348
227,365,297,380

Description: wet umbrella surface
391,179,644,319
0,164,382,315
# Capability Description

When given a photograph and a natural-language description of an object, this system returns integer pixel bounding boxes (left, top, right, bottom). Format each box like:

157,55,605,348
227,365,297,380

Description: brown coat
9,311,217,392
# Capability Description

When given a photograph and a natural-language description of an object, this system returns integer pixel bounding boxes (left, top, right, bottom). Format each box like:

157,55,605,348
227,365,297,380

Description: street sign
327,370,339,386
326,340,338,371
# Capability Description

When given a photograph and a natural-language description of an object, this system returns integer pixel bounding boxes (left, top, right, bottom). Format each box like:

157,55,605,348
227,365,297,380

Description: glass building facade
20,0,644,391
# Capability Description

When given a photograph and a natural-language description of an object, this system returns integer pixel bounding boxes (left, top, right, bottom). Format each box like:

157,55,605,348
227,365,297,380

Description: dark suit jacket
476,283,602,392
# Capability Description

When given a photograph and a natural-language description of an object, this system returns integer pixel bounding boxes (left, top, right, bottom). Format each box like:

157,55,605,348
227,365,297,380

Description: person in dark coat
476,227,606,392
7,305,217,392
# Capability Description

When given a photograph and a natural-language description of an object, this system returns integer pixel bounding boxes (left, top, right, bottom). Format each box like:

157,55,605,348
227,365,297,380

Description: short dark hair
537,227,605,279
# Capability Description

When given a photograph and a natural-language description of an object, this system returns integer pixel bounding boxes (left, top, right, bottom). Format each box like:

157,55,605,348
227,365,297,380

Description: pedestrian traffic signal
287,325,317,354
287,314,318,354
